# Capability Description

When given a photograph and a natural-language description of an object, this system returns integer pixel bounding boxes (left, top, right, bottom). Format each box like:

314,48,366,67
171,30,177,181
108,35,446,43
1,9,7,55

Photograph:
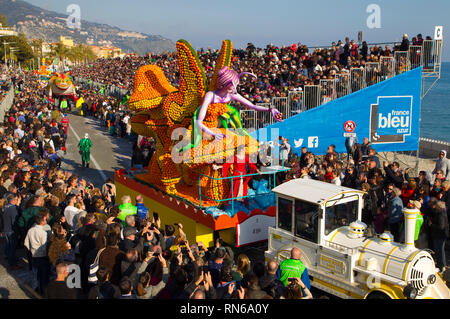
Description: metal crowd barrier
0,82,14,121
365,62,382,87
350,68,366,92
73,77,128,100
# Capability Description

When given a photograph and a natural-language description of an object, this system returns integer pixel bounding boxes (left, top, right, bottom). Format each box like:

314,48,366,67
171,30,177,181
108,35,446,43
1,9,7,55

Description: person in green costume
78,133,92,168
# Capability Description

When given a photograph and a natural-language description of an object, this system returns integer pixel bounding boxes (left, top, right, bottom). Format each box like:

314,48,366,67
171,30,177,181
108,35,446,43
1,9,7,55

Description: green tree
0,14,8,27
0,33,34,64
49,42,69,61
67,44,96,64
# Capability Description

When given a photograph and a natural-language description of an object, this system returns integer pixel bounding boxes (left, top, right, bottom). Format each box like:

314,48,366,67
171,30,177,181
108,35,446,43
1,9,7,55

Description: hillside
0,0,176,54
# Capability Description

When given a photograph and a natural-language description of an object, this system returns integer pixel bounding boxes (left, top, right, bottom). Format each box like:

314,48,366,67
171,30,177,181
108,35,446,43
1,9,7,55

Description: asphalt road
61,113,132,187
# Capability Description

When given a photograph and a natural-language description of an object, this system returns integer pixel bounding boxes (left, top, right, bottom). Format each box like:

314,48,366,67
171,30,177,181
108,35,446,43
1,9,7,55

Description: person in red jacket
222,146,260,200
61,114,69,136
401,178,416,206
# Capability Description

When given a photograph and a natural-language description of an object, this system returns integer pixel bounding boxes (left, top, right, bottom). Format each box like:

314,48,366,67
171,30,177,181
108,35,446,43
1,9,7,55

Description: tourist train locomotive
265,179,450,299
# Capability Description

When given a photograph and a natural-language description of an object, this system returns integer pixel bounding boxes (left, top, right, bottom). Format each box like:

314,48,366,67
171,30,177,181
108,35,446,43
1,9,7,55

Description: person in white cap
399,33,410,51
78,133,92,168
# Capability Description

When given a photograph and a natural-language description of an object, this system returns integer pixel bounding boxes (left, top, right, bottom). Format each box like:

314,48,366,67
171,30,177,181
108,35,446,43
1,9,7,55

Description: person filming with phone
276,247,311,297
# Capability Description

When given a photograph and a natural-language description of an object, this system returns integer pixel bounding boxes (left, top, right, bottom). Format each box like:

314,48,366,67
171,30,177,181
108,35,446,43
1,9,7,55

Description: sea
420,61,450,142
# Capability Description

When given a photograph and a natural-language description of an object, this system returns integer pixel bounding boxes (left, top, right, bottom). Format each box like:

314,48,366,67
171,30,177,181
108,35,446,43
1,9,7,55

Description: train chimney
402,207,419,252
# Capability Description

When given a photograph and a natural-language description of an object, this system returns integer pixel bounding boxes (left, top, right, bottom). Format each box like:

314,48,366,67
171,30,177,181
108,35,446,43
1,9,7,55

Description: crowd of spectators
71,33,431,105
0,68,314,300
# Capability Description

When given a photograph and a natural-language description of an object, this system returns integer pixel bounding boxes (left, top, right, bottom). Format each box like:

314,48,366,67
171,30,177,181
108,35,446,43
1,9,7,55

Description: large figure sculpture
128,39,281,206
48,72,77,101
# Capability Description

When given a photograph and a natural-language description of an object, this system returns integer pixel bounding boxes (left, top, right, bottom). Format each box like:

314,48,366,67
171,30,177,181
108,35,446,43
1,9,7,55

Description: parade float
115,39,286,247
47,72,77,101
36,58,52,89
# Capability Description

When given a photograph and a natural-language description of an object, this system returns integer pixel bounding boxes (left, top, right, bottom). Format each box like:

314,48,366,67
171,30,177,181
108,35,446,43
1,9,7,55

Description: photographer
136,252,169,299
167,241,201,299
119,223,145,254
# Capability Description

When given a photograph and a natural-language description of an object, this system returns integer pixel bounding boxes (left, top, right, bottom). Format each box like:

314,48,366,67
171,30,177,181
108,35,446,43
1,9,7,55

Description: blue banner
253,67,422,155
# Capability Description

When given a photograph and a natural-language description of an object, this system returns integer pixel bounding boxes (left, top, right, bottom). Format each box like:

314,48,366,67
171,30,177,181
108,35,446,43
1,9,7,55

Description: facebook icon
308,136,319,148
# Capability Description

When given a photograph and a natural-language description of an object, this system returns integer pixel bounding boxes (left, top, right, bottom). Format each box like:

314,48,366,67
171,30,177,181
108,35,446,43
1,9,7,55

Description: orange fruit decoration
128,39,259,206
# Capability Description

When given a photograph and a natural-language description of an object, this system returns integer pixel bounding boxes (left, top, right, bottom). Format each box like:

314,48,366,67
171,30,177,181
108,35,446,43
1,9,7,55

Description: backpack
43,139,52,152
88,248,106,284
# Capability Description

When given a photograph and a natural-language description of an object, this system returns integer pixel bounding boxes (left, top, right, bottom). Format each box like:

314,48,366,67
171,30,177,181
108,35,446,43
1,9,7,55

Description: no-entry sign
344,120,356,133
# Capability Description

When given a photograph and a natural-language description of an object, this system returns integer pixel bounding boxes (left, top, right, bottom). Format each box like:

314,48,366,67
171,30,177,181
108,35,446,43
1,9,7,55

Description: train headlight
403,284,418,299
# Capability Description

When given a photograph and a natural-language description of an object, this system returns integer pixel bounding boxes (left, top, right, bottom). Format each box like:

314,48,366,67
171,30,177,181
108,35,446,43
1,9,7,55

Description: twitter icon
294,138,304,148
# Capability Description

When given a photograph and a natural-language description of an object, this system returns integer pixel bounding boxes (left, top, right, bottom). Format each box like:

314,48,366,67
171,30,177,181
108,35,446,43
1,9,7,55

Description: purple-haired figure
180,66,282,152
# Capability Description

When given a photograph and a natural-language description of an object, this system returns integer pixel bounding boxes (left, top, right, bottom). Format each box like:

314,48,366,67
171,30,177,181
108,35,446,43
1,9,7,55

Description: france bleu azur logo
370,96,413,144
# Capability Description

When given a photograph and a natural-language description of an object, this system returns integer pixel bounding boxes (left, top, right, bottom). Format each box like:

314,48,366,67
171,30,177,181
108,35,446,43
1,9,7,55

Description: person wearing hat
399,33,410,51
78,133,92,168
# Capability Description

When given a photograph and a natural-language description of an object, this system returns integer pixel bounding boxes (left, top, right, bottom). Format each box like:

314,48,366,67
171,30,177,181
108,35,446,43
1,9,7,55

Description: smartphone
153,212,159,221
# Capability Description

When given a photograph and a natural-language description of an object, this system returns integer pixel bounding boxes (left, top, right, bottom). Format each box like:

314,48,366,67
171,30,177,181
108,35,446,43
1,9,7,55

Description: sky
25,0,450,60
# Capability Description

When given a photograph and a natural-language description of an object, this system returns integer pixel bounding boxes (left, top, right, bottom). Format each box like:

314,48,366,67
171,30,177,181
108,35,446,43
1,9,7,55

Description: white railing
288,91,304,115
380,56,395,80
239,109,257,129
0,82,14,120
365,62,382,87
394,51,411,74
335,73,350,98
272,97,289,118
255,103,273,128
252,39,442,128
303,85,321,110
409,45,423,70
319,79,336,104
350,68,366,93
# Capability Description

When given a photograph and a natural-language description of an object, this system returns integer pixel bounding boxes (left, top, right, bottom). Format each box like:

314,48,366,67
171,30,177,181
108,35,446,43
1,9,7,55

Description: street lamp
9,47,20,64
10,47,19,67
3,41,15,67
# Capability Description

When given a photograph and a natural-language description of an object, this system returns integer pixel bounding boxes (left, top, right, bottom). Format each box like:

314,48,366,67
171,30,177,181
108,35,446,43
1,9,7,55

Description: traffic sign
344,120,356,133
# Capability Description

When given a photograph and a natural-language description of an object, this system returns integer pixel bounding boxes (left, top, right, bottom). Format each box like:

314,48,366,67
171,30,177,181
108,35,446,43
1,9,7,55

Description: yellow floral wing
166,39,207,124
208,39,233,91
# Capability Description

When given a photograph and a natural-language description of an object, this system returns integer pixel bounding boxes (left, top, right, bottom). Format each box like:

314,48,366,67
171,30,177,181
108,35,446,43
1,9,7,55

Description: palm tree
70,44,96,64
30,38,43,68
